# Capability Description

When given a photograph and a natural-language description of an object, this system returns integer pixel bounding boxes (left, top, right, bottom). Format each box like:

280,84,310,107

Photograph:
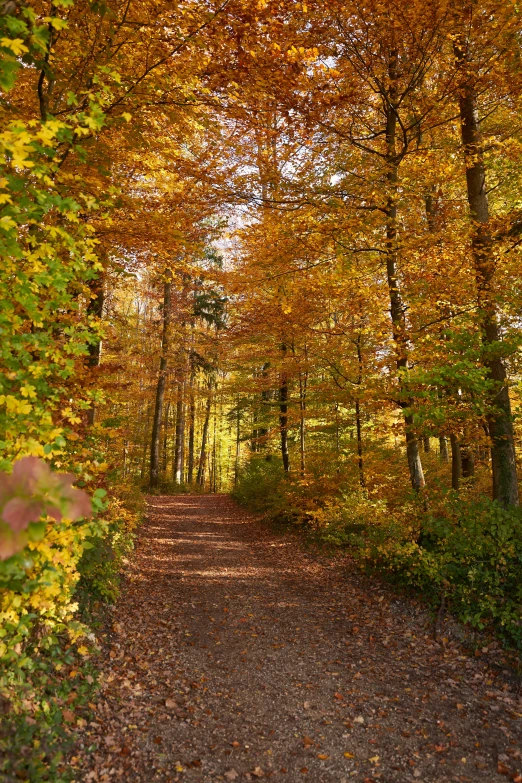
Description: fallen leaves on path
71,495,522,782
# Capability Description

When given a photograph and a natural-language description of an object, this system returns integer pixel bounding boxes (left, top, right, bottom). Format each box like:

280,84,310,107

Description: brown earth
73,494,522,783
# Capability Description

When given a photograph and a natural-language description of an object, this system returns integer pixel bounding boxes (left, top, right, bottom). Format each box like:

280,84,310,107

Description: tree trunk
298,364,307,477
212,410,218,493
385,54,425,492
450,434,462,491
174,370,185,485
439,436,449,463
140,403,151,480
197,379,212,487
187,378,196,485
461,439,475,480
149,276,172,490
235,396,241,485
279,357,290,473
455,37,518,507
162,401,170,477
423,437,431,453
355,334,365,488
86,276,105,426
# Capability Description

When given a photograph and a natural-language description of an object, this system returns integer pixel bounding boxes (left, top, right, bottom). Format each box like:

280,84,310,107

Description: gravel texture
73,494,522,782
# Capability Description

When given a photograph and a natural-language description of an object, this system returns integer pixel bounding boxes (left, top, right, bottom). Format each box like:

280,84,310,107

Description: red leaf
2,497,43,532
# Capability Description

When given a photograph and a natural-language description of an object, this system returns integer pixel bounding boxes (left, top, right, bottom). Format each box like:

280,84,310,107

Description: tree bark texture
174,370,186,485
385,54,425,492
455,37,518,507
197,379,212,487
86,276,105,426
450,434,462,491
149,276,172,490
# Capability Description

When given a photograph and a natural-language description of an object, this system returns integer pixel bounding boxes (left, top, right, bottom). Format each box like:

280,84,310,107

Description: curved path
74,495,522,782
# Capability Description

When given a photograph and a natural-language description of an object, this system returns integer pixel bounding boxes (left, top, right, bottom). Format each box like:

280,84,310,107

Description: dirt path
74,495,522,783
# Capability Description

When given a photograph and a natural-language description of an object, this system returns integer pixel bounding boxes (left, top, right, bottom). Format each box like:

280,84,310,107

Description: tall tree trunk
461,435,475,480
298,370,307,477
455,37,518,507
197,379,212,487
385,54,425,492
355,334,365,488
439,436,449,464
423,437,431,453
450,434,462,491
174,369,185,485
187,376,196,485
86,276,105,426
162,401,170,477
140,403,151,480
149,275,172,490
212,409,218,493
235,396,241,486
279,347,290,472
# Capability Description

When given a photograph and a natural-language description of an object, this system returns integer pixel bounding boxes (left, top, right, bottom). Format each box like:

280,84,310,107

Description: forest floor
73,495,522,783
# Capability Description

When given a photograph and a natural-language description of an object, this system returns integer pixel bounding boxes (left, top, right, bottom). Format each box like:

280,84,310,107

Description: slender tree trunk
149,276,172,490
385,55,425,492
455,37,518,507
235,396,241,485
140,403,151,480
335,402,341,473
162,401,170,477
355,334,365,488
450,434,462,491
279,347,290,472
212,410,218,493
423,437,431,453
461,436,475,480
187,377,195,485
174,370,186,485
439,436,449,463
197,379,212,487
298,366,307,477
86,276,105,426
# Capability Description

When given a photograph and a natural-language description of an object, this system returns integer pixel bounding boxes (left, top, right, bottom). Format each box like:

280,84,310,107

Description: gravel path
74,494,522,782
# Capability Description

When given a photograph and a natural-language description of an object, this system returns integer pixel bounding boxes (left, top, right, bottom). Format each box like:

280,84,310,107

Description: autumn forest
1,0,522,780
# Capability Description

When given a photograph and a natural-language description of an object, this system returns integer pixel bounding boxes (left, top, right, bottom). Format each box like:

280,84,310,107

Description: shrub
234,460,522,650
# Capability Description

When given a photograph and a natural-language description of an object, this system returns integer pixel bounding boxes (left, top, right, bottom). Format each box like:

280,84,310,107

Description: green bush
323,492,522,648
234,459,522,649
232,457,290,516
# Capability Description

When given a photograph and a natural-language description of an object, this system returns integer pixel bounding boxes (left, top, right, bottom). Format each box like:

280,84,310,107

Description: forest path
74,495,522,783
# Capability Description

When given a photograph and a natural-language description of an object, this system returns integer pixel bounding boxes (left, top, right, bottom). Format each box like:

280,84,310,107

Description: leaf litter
71,494,522,782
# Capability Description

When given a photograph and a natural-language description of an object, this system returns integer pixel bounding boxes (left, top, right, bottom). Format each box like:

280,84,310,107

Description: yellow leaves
35,120,65,146
20,384,37,399
61,407,81,425
43,16,69,31
77,645,89,656
0,215,16,231
343,752,354,758
0,38,28,56
0,395,32,415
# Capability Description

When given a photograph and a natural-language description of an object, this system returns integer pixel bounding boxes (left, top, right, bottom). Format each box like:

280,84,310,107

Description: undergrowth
233,458,522,651
0,483,144,782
